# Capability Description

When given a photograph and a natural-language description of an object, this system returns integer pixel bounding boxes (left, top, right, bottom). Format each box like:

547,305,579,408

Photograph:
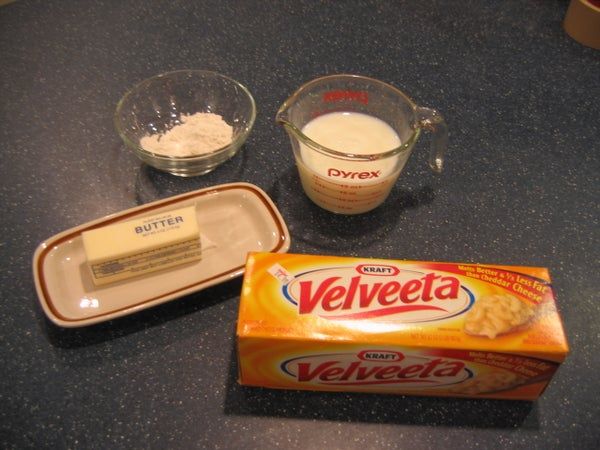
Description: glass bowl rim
114,69,257,161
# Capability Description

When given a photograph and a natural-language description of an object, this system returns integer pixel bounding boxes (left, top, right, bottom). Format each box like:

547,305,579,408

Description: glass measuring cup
276,74,447,214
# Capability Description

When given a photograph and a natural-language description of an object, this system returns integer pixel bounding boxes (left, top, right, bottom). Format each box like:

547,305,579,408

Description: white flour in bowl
140,113,233,157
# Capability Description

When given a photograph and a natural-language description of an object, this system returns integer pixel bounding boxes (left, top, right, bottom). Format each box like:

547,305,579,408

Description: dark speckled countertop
1,0,599,448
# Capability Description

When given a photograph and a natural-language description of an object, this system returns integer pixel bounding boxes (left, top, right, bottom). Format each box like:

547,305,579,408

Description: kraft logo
282,265,475,322
328,168,381,179
280,351,473,387
358,350,403,362
356,264,399,276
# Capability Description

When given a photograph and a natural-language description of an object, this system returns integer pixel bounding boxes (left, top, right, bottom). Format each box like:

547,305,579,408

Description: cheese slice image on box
82,205,202,285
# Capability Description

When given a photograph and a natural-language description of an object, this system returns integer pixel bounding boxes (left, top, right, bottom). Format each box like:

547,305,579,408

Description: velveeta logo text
280,350,473,388
283,264,474,322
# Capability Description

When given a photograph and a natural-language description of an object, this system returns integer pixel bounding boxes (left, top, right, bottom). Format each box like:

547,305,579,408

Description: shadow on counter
269,165,437,252
223,344,538,429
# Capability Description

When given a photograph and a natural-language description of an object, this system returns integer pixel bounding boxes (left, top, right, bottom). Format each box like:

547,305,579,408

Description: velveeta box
236,252,568,400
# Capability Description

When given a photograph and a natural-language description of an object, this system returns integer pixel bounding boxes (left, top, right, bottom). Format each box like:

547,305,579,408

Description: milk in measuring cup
297,112,408,214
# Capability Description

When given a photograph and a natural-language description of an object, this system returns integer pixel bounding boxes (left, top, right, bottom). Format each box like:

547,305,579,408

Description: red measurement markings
323,90,369,105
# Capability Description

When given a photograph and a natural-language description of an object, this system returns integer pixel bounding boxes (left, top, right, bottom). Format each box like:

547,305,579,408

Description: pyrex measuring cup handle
416,106,447,173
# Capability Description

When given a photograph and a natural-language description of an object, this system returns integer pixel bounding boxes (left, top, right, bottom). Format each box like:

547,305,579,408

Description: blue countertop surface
1,0,598,448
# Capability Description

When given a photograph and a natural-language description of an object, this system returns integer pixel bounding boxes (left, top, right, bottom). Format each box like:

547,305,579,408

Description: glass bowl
115,70,256,176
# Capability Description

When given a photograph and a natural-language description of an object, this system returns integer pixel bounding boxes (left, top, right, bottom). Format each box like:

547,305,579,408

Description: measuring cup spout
275,99,292,126
276,99,308,155
276,78,326,142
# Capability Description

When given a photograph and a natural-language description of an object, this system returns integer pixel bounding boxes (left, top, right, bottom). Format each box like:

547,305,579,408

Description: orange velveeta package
236,253,568,400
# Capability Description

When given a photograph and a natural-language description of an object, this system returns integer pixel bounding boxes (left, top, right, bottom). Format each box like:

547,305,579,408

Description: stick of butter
82,205,202,285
